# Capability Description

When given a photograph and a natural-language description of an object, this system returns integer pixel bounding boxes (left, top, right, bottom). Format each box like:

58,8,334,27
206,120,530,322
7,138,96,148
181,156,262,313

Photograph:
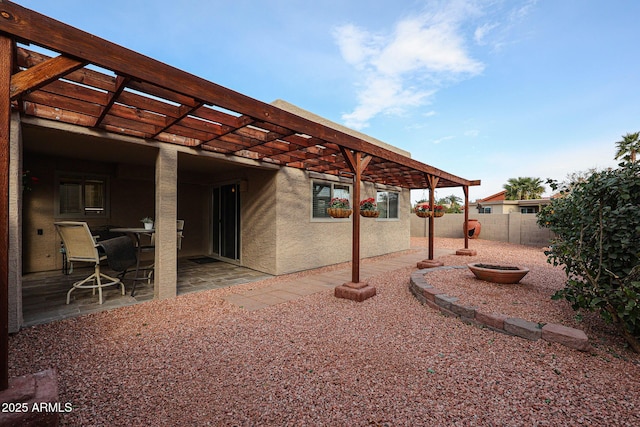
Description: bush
538,160,640,352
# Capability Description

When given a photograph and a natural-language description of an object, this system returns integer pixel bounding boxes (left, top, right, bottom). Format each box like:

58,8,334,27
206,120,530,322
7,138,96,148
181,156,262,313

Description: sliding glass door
211,183,240,261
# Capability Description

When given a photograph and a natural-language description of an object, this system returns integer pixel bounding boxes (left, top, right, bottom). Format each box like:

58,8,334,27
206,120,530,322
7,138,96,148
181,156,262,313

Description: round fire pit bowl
467,263,530,284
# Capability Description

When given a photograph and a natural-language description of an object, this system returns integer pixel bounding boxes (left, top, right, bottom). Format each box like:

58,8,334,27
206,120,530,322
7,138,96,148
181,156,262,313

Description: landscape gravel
8,238,640,426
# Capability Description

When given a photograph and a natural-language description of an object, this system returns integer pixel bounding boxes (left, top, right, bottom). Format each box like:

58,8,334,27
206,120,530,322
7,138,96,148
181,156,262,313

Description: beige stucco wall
411,212,554,247
272,168,410,275
9,113,23,332
240,168,278,274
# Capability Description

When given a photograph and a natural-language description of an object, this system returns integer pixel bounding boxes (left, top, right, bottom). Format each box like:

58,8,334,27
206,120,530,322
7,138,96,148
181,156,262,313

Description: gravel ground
9,238,640,426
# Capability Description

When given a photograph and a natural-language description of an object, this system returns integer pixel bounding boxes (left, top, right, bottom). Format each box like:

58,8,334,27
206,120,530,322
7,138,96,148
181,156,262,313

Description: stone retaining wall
409,266,591,352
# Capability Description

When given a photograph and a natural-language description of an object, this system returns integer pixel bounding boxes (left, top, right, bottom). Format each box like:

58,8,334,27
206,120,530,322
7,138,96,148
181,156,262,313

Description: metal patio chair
130,219,185,296
54,221,126,304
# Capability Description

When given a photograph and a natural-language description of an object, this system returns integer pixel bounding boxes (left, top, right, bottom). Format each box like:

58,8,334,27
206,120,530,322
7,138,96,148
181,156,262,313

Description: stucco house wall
273,168,410,275
240,168,278,275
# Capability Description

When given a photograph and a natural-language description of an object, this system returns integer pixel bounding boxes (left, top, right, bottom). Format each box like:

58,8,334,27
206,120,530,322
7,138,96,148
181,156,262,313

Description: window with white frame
56,173,109,218
312,180,351,218
376,190,399,219
479,207,492,214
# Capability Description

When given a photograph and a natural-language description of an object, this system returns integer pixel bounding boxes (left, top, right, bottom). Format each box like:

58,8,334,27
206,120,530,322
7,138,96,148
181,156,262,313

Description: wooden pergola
0,1,479,389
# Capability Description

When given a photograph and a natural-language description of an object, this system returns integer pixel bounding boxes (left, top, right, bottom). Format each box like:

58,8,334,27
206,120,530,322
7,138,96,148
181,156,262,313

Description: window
376,191,399,219
56,173,109,218
312,180,351,218
520,207,537,214
479,207,492,214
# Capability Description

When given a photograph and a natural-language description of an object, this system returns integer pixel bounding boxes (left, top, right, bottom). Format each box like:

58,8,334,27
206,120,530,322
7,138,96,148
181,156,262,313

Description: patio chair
54,221,126,304
130,219,185,296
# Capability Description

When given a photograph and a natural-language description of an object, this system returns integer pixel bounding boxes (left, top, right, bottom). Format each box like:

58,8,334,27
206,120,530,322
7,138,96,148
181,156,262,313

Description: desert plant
538,157,640,352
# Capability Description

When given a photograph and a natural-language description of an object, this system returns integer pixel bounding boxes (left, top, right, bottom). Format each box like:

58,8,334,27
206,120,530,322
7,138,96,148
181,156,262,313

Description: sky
17,0,640,202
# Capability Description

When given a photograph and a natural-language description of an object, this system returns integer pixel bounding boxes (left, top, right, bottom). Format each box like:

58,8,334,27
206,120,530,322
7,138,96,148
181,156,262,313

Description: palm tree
445,194,462,207
503,177,545,200
614,132,640,162
441,194,463,213
504,177,524,200
521,177,545,200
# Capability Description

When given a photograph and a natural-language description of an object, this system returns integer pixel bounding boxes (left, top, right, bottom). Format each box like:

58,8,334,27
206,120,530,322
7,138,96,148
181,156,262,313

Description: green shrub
538,160,640,352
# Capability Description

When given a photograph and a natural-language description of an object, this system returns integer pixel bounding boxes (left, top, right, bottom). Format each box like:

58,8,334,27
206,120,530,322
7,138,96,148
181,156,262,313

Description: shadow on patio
22,257,274,327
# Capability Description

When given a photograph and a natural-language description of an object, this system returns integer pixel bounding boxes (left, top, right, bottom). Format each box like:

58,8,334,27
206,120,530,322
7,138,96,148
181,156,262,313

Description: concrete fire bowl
468,263,530,284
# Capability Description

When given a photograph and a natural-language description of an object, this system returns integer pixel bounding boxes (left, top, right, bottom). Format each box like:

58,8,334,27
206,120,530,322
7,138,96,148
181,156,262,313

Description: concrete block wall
411,212,554,247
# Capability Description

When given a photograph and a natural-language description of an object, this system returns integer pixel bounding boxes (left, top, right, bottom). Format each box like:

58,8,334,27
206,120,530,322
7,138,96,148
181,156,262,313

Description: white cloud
333,1,486,129
333,0,537,129
433,135,455,144
341,75,434,129
474,22,498,45
332,24,382,70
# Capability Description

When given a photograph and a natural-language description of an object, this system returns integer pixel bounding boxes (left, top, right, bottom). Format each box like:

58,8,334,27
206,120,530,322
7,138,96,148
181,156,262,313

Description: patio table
110,227,154,296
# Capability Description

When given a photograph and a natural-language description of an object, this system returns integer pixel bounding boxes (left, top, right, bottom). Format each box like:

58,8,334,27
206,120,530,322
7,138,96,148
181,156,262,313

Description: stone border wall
411,213,554,247
409,266,591,352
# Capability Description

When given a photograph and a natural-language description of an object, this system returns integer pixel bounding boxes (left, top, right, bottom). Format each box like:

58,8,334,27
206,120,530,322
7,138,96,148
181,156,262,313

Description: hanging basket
416,211,432,218
360,210,380,218
327,208,352,218
433,211,445,218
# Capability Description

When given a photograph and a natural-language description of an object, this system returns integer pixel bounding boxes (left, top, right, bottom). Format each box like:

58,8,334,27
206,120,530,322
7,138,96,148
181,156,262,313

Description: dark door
212,183,240,261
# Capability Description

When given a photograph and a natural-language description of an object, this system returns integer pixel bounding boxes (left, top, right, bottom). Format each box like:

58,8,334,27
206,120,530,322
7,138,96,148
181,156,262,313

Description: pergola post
464,185,469,249
334,149,376,302
416,175,444,269
0,34,61,413
0,35,11,391
427,175,439,260
456,185,477,256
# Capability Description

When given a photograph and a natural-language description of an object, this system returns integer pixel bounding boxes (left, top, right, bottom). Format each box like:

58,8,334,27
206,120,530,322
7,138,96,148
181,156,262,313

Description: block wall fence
411,213,554,247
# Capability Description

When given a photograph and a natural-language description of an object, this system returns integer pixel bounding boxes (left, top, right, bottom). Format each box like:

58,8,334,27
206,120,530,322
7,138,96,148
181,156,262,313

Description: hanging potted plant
327,198,352,218
433,204,445,217
359,197,379,218
414,203,432,218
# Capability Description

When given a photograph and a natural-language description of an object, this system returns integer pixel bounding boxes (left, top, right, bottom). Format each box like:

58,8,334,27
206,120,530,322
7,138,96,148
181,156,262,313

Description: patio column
154,145,178,300
334,148,376,302
8,112,22,333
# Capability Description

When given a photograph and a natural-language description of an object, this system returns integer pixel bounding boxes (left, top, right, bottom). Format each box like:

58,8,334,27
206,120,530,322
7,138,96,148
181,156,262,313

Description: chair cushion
98,236,137,272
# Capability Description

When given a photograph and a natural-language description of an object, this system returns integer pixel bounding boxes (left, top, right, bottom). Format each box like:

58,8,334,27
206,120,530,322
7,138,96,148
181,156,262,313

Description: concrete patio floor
22,257,273,327
22,247,455,327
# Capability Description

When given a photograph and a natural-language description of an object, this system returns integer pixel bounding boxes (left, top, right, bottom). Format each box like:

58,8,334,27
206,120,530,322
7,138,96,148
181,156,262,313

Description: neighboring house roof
478,190,507,203
1,2,479,191
477,190,551,206
476,190,551,210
